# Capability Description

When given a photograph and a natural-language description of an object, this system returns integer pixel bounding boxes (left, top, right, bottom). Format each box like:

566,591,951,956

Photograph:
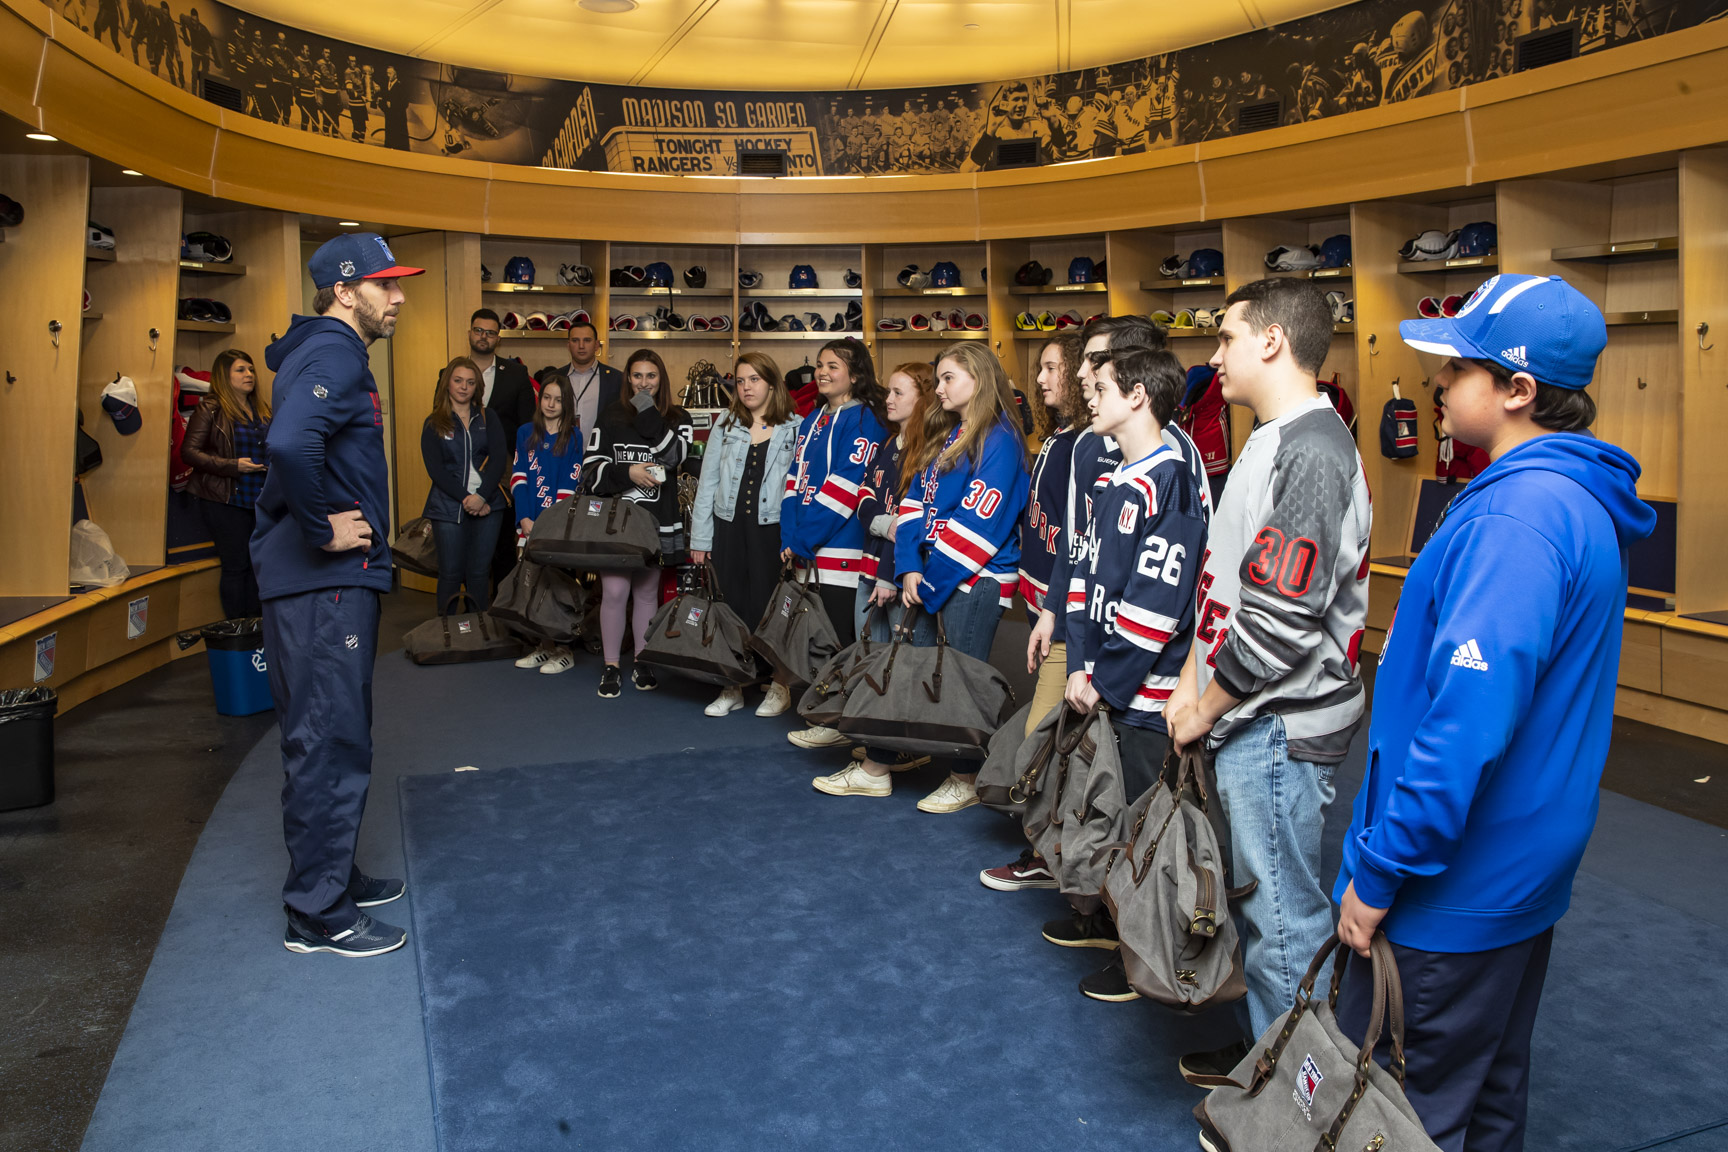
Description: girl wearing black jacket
421,356,509,611
584,349,693,698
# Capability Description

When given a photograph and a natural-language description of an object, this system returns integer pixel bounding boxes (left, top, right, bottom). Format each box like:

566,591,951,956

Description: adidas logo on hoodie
1450,638,1489,671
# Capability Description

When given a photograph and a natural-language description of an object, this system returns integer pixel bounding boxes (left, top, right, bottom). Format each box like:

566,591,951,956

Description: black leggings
816,583,857,647
199,498,261,619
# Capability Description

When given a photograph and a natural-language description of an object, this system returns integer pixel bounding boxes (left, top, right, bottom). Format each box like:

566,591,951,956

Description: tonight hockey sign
600,126,822,175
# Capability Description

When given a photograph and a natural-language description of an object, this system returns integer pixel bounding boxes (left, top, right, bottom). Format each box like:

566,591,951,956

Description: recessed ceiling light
579,0,638,12
121,168,142,176
338,221,361,227
26,132,56,142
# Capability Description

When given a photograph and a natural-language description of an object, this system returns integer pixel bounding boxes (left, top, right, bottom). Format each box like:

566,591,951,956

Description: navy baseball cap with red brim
309,233,425,289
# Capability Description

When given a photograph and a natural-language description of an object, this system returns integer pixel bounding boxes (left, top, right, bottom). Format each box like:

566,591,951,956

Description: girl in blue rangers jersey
508,373,583,674
778,340,889,647
810,343,1029,813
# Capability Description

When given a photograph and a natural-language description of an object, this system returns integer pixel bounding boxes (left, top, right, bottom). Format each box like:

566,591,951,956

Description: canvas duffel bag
831,607,1014,760
489,558,586,644
796,603,894,729
404,596,529,666
1100,747,1246,1011
1041,703,1132,900
638,564,759,686
1195,933,1439,1152
525,494,661,571
1021,705,1118,887
976,700,1088,829
390,516,438,576
750,564,840,692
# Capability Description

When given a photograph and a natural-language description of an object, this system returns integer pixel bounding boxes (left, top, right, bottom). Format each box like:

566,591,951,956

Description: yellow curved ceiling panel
217,0,1356,91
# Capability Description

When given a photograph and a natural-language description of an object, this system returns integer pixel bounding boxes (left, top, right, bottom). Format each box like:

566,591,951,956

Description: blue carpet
400,752,1728,1152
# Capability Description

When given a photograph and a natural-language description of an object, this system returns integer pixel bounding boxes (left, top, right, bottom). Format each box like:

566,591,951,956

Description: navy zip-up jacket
250,315,392,599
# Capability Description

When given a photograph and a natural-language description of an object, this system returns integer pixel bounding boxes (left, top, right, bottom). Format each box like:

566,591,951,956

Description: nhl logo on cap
339,260,356,277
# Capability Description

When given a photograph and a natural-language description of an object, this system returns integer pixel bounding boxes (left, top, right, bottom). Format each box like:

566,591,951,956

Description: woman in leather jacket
180,348,271,618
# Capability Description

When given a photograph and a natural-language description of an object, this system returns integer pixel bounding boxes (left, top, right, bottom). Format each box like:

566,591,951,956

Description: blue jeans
432,513,503,613
1211,713,1337,1038
863,576,1006,768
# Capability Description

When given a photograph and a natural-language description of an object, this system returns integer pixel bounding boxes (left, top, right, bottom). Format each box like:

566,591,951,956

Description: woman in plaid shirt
180,348,272,617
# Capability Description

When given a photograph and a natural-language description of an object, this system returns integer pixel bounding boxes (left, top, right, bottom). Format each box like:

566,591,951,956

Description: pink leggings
600,567,661,665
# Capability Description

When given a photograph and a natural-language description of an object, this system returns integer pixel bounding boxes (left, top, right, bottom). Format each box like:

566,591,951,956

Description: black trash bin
0,687,56,812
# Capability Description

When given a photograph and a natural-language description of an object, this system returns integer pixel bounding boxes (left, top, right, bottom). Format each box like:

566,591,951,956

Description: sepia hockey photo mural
49,0,1728,175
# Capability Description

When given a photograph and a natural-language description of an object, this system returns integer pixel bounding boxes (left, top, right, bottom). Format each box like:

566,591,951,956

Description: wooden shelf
876,330,988,340
86,245,115,262
486,283,588,296
1166,327,1220,339
1140,276,1226,290
739,288,861,298
178,260,246,276
1010,282,1108,295
615,330,734,341
176,319,234,334
1397,255,1498,274
610,287,732,298
739,330,858,340
1270,267,1354,281
1333,321,1356,333
81,311,102,321
499,330,570,339
1551,237,1678,261
874,287,986,298
1604,309,1680,326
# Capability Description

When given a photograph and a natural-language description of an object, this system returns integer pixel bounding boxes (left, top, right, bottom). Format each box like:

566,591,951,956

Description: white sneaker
706,687,746,717
756,682,793,717
916,773,979,814
812,763,891,798
538,653,576,675
788,724,850,750
515,648,553,669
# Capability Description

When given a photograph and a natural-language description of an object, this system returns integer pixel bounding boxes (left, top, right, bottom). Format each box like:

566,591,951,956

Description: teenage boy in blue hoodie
252,233,424,959
1331,275,1655,1152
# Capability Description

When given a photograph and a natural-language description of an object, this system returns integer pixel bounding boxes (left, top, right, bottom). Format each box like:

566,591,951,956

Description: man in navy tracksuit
251,233,424,958
1331,275,1656,1151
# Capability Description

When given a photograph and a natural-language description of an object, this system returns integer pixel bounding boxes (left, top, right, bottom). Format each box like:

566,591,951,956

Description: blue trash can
200,619,274,716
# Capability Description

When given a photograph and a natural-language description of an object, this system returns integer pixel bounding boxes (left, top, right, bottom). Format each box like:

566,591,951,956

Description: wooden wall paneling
84,579,179,669
738,184,965,245
0,614,89,692
1494,179,1612,303
974,158,1204,238
386,231,453,549
1619,619,1663,693
1615,684,1728,746
1604,173,1680,314
1594,325,1679,499
589,240,613,368
1676,148,1728,616
0,154,89,596
1350,199,1443,560
175,564,222,633
1104,228,1170,319
1661,628,1728,711
79,185,182,569
987,237,1031,395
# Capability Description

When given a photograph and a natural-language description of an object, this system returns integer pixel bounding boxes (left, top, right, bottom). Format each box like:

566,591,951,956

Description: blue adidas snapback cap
308,233,425,290
1399,273,1606,390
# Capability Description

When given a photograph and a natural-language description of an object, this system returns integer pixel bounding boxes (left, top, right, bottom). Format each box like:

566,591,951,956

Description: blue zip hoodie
1334,434,1656,952
250,315,393,600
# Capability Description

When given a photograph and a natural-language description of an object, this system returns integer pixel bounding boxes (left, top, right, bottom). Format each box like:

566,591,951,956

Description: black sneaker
631,663,658,691
350,874,405,908
1079,948,1140,1002
1041,909,1120,950
283,912,406,958
1179,1038,1253,1087
598,665,622,698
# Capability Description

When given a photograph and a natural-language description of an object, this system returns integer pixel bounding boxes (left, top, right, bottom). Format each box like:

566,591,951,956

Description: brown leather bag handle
605,496,621,536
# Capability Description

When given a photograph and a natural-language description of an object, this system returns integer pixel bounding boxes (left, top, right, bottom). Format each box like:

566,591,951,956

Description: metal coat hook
148,327,160,352
1637,376,1648,390
48,320,61,349
1368,333,1379,356
5,371,14,386
1699,322,1714,351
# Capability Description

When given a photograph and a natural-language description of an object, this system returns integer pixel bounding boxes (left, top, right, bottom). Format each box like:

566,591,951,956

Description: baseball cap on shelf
101,376,142,435
308,233,425,289
1265,244,1320,271
1317,234,1352,268
1399,274,1606,390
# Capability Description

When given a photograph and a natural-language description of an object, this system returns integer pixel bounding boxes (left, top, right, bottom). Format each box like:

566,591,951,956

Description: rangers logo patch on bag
457,620,474,634
588,499,605,516
779,593,796,618
685,605,705,625
1294,1054,1324,1119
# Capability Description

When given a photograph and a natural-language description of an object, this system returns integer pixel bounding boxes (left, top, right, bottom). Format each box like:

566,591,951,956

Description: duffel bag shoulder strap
1315,936,1407,1150
440,594,476,650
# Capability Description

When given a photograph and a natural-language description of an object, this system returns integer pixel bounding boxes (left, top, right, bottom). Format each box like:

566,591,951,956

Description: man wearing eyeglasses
467,308,536,582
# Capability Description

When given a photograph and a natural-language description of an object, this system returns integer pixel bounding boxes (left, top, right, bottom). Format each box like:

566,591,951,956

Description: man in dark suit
467,308,537,582
553,320,623,441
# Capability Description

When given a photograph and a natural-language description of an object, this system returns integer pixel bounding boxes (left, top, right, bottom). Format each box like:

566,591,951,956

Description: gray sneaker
284,912,407,958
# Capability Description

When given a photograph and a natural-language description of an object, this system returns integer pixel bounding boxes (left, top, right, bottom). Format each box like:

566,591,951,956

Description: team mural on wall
51,0,1728,175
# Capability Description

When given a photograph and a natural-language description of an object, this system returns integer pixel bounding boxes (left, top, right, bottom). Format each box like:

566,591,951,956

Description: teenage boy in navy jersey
1323,276,1655,1152
1059,344,1209,1001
